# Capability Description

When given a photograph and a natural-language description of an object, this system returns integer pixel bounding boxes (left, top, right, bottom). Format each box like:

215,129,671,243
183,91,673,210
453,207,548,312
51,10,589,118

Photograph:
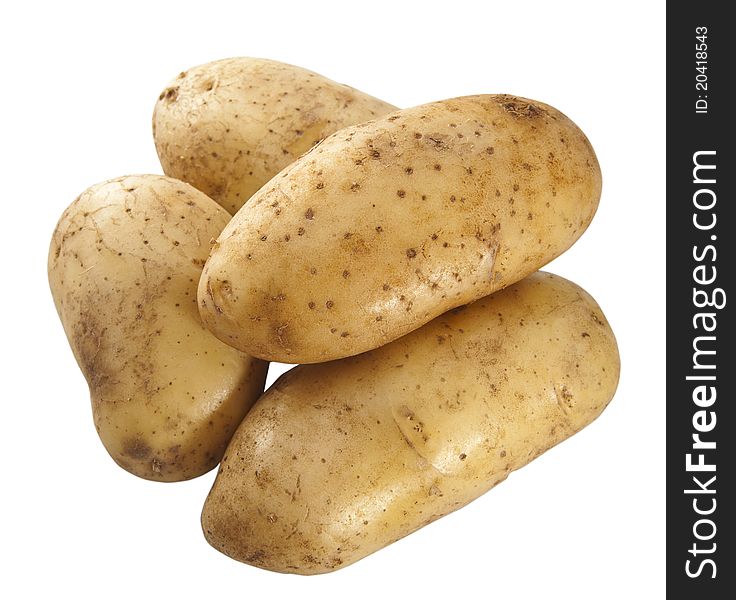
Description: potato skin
198,94,602,363
48,175,268,481
153,57,397,214
201,272,620,574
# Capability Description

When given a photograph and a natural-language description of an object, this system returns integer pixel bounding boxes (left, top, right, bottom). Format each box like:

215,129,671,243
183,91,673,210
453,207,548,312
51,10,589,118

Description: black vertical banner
667,4,734,597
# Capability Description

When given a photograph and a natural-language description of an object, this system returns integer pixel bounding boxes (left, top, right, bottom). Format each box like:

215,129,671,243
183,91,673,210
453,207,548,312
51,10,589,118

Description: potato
201,272,620,574
48,175,268,481
153,57,397,214
198,94,602,364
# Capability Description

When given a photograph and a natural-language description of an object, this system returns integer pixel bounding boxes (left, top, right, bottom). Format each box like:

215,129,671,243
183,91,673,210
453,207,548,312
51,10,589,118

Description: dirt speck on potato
123,437,152,460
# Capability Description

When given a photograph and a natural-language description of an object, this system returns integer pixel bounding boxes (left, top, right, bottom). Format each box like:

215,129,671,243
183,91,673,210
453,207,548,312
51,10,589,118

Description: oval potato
201,272,620,574
153,57,397,214
48,175,268,481
198,94,602,363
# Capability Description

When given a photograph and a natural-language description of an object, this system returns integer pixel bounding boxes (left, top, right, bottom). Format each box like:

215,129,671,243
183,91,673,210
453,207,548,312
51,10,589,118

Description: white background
1,1,664,598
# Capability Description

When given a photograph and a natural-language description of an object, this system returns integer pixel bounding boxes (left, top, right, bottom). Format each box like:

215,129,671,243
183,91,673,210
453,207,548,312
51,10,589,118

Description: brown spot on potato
123,437,152,460
304,208,314,220
556,385,575,411
275,324,289,347
246,550,267,564
427,136,449,150
159,86,179,102
499,97,545,119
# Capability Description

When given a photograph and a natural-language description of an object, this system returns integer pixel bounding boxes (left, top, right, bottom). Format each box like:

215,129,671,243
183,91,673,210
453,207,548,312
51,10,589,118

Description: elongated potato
153,57,397,214
198,94,602,363
201,272,619,574
48,175,268,481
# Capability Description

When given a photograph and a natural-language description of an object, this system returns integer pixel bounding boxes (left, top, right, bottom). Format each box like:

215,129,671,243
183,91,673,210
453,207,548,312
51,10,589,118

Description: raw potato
48,175,268,481
201,272,620,574
198,94,602,364
153,57,397,214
